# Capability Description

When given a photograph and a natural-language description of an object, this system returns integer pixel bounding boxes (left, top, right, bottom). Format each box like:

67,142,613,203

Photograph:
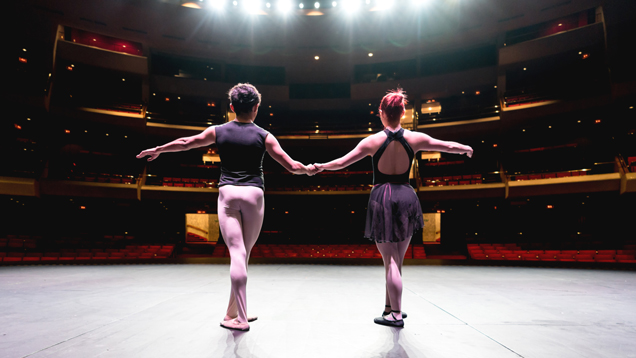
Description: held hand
310,163,325,175
464,146,474,158
136,147,160,162
305,164,318,176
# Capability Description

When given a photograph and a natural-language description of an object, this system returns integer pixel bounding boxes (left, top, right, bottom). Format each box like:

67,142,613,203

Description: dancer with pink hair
137,83,316,331
313,89,473,328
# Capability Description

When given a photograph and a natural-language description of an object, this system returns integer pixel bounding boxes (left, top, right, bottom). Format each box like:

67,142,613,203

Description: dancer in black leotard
313,89,473,328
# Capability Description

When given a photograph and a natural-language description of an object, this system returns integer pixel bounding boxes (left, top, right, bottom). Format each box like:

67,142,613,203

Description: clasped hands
304,163,324,176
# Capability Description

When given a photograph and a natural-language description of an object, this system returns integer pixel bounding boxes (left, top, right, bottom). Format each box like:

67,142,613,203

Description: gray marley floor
1,263,635,358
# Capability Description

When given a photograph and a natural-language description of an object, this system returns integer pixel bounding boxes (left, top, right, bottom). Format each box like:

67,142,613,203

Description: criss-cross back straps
372,128,415,184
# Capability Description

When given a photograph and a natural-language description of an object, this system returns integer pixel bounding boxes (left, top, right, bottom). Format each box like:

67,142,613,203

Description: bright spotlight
412,0,430,7
314,1,320,8
266,2,271,7
342,0,360,12
233,1,238,5
278,0,292,12
332,1,337,6
299,3,304,8
210,0,225,10
243,0,261,11
376,0,395,10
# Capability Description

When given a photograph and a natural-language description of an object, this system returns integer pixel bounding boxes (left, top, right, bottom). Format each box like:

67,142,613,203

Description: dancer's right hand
306,164,321,176
311,164,325,175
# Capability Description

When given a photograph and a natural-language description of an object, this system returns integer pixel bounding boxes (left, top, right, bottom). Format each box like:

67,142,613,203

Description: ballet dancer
313,89,473,328
137,83,317,331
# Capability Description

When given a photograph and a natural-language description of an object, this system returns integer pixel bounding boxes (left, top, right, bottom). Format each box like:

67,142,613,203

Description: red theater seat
594,254,615,262
575,254,595,262
504,253,522,260
557,254,576,261
615,254,636,263
522,254,539,261
596,250,616,255
539,253,557,261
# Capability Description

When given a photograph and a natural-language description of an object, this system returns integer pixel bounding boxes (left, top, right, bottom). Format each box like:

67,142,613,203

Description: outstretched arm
410,132,473,158
265,134,312,175
136,126,217,162
314,137,374,171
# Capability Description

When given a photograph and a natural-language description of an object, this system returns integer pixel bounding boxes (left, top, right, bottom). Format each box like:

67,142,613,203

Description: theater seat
575,254,595,262
538,253,557,261
556,253,575,261
522,254,539,261
594,254,615,262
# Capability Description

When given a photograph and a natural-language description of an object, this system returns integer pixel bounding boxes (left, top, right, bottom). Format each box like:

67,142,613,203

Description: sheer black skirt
364,183,424,243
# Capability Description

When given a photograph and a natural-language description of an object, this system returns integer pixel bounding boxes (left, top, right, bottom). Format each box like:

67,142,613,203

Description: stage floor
1,263,635,358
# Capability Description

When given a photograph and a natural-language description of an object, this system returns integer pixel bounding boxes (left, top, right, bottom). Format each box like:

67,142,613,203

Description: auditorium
3,0,636,356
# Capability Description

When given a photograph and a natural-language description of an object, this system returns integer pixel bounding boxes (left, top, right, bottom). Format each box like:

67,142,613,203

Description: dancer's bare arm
314,136,375,171
408,131,473,157
265,134,314,175
136,126,216,161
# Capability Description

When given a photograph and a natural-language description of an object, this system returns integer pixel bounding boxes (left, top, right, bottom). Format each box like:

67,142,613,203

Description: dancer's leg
377,237,412,320
224,187,264,321
218,186,249,327
219,186,264,326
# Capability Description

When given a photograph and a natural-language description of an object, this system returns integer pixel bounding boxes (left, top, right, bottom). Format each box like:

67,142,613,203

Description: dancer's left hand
306,164,321,176
136,147,160,162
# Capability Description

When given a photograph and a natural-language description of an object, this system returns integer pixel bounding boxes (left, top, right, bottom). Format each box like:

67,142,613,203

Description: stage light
494,85,497,88
233,1,238,5
299,3,304,8
210,0,226,10
23,48,27,52
332,1,337,6
314,1,320,8
630,106,633,109
19,57,27,63
122,78,125,81
243,0,262,12
368,53,373,57
266,2,271,7
314,55,320,60
342,0,360,12
375,0,395,10
277,0,292,12
411,0,430,7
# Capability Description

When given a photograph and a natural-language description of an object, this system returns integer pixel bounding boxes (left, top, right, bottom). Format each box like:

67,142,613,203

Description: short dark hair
228,83,261,116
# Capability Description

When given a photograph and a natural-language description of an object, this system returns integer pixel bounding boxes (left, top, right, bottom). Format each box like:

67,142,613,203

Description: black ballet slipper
374,311,404,328
383,305,407,319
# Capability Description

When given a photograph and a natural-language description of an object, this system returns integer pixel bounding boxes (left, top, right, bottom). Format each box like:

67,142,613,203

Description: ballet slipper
220,318,250,332
382,305,407,319
224,314,258,322
374,311,404,328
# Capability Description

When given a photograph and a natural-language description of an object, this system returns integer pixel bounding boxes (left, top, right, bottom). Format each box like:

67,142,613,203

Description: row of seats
468,244,636,263
423,174,483,186
266,184,373,192
209,244,427,259
0,245,174,262
0,237,39,249
68,174,136,184
512,170,588,181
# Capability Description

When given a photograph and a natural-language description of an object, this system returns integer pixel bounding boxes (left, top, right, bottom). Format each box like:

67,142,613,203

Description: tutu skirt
364,183,424,243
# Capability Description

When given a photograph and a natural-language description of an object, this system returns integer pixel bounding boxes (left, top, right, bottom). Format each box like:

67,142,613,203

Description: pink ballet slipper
220,318,250,332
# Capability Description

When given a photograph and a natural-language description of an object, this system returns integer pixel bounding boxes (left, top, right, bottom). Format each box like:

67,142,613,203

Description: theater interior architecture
2,0,636,356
